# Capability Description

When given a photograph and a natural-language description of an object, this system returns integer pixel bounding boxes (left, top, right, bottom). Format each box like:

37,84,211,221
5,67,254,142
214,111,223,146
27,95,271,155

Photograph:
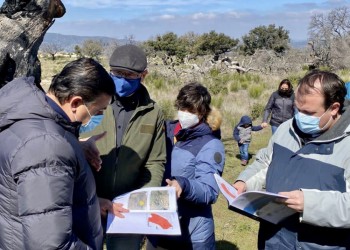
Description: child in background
233,115,263,166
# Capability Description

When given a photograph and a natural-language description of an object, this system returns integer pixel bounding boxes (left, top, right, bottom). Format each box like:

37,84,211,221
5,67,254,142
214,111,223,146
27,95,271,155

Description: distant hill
290,39,308,49
41,33,127,52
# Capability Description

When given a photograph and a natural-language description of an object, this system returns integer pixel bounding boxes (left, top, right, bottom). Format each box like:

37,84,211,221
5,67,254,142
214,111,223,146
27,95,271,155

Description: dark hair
278,79,293,97
175,82,211,119
297,70,346,112
48,58,115,104
278,79,292,90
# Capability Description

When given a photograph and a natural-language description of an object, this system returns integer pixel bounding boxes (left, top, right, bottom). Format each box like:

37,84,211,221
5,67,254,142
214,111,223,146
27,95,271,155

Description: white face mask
178,110,199,129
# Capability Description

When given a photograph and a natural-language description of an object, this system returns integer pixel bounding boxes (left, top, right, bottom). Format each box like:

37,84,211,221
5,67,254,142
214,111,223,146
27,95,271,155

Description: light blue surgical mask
111,74,141,97
294,109,331,135
79,114,104,134
78,104,104,134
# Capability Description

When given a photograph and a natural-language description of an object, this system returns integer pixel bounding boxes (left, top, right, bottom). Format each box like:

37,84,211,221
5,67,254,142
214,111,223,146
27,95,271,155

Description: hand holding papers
107,187,181,235
214,174,296,224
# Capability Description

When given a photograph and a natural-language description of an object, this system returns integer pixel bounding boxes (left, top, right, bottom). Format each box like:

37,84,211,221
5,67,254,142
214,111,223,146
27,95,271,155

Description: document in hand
106,186,181,235
214,174,296,224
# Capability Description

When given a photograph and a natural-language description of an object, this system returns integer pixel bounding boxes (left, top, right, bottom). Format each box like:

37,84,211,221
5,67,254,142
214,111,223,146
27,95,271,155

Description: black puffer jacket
263,91,295,127
0,77,103,249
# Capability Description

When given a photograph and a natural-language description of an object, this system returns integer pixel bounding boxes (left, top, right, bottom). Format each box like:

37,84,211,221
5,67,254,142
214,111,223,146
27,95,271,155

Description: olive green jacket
83,86,166,200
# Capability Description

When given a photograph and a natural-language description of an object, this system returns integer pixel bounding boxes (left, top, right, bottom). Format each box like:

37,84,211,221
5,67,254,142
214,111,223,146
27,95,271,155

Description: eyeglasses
110,70,142,80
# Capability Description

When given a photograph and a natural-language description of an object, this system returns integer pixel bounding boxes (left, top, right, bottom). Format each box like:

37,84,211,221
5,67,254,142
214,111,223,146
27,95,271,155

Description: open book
106,186,181,235
214,174,296,224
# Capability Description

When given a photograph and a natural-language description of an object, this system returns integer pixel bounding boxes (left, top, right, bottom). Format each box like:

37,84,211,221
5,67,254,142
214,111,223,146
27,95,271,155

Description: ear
141,69,148,80
69,96,83,112
330,102,340,116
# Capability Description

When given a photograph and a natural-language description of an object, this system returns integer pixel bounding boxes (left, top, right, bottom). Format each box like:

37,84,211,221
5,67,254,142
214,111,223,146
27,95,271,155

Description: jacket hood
0,77,78,135
206,107,222,131
238,115,252,127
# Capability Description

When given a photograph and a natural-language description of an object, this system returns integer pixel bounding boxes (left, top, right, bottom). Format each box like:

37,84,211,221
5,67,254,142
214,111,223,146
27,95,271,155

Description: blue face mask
111,75,141,97
79,115,104,134
294,109,331,135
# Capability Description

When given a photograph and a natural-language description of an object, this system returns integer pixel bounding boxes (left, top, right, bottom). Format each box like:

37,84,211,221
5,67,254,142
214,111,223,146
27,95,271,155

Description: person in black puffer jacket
0,58,115,250
262,79,295,134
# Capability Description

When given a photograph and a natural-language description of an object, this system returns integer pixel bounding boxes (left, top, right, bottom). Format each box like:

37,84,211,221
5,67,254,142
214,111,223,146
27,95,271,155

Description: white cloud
228,11,242,18
191,12,216,20
158,15,176,20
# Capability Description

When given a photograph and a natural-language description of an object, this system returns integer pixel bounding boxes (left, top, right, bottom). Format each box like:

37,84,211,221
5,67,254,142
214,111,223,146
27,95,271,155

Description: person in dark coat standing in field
262,79,295,134
0,58,115,250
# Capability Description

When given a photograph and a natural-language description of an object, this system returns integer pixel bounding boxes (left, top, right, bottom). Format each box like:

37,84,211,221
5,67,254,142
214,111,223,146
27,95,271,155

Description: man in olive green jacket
82,44,166,250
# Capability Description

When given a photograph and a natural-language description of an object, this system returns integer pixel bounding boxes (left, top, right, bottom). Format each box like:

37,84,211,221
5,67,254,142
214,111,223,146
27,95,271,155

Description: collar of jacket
175,122,212,142
115,84,152,108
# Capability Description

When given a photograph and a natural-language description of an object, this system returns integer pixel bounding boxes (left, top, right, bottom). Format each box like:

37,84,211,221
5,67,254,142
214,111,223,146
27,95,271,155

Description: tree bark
0,0,65,90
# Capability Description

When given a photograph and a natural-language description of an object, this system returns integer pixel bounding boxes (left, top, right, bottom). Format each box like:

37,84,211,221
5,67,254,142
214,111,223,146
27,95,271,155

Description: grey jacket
263,91,295,127
0,77,103,250
237,107,350,249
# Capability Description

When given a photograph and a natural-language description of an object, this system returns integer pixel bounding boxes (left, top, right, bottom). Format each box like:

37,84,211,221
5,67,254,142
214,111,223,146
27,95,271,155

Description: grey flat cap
109,44,147,73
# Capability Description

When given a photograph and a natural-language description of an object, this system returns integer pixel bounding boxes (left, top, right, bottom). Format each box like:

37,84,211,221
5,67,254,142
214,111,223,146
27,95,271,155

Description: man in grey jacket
234,70,350,249
0,58,115,249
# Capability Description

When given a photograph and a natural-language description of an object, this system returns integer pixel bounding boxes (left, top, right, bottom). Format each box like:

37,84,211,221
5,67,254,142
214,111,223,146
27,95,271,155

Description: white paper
106,186,181,235
214,174,296,224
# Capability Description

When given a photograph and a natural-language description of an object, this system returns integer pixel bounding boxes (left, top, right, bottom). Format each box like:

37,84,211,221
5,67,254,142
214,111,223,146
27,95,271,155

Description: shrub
209,68,221,78
286,73,304,87
230,81,240,92
145,71,166,90
249,85,263,99
158,100,176,120
211,96,224,109
251,103,265,120
241,82,248,90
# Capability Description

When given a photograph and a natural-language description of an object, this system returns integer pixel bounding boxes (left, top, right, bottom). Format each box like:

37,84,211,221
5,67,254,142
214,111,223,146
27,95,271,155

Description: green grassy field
213,128,271,250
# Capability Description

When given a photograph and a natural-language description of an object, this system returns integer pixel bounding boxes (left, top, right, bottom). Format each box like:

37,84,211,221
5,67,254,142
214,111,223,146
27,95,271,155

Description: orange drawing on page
148,213,173,229
221,183,236,199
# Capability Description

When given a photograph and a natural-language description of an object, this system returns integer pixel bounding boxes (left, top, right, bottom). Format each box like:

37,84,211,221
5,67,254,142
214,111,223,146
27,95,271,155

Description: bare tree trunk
0,0,65,90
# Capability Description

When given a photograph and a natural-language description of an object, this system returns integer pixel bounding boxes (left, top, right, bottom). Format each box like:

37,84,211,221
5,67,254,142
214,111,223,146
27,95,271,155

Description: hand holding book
214,174,296,224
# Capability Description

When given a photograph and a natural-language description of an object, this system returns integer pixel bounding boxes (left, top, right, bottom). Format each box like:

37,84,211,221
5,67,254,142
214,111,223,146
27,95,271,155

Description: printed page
214,173,239,204
106,186,181,235
214,174,296,224
231,191,295,224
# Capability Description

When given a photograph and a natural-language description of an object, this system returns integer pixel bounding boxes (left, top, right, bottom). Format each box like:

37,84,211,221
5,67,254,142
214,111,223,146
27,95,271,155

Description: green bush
153,78,165,89
286,73,305,87
145,71,166,90
211,96,224,109
158,100,176,120
206,77,228,95
230,81,240,92
248,85,263,99
319,65,331,71
251,103,265,120
228,73,264,93
241,82,248,90
209,68,221,78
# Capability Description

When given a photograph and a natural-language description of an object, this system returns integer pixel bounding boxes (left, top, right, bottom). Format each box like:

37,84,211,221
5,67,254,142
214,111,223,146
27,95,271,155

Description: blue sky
1,0,350,41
